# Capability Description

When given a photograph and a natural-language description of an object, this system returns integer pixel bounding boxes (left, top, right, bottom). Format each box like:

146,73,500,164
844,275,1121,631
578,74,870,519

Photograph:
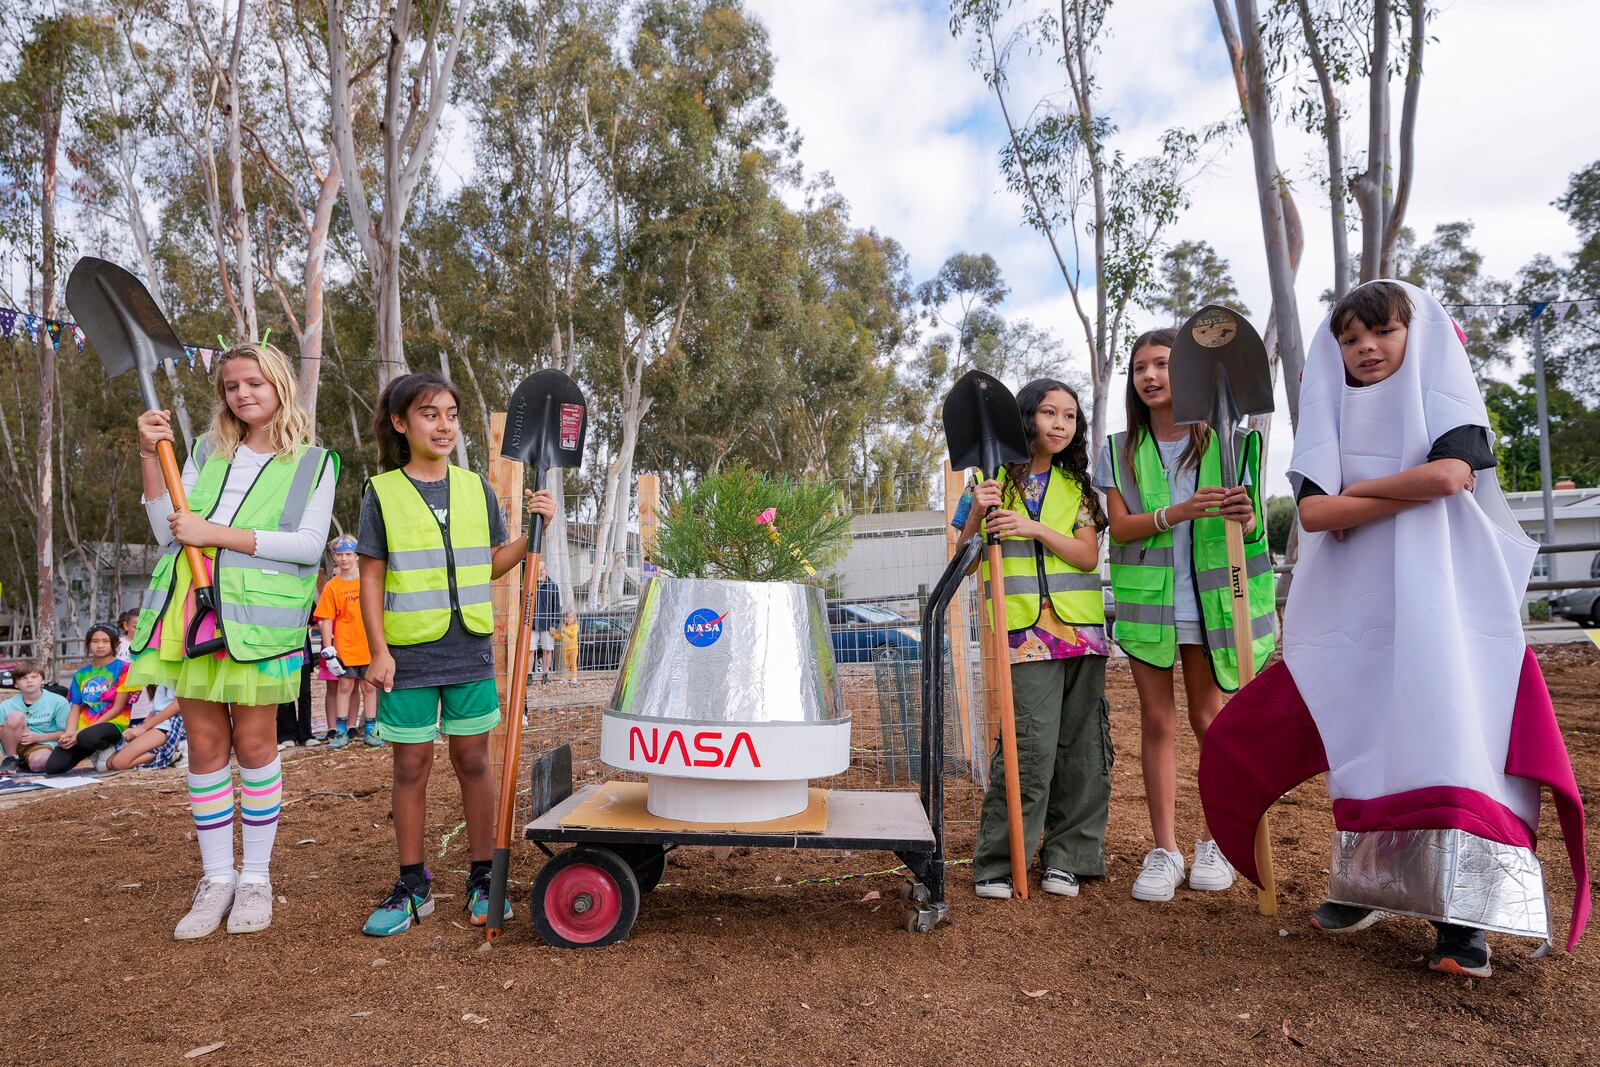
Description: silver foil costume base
1327,828,1550,940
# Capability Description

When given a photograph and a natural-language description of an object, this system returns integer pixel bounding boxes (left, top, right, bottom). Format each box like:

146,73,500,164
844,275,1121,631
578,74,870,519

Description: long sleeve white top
142,445,336,566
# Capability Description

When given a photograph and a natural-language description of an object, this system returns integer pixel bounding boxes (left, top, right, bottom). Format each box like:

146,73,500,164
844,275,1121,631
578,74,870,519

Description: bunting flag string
1444,298,1598,324
0,304,225,366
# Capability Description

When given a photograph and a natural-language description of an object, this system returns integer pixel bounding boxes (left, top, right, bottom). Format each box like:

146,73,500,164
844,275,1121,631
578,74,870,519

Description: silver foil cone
606,576,845,727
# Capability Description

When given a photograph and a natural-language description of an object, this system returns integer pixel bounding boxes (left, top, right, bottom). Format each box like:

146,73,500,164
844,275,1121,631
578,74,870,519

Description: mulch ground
3,647,1597,1066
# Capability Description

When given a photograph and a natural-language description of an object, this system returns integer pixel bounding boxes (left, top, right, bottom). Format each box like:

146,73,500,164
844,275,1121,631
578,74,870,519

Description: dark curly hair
374,373,463,472
1002,378,1106,531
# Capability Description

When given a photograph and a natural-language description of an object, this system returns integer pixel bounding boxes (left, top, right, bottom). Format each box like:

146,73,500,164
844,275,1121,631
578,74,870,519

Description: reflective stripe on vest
370,466,496,645
1106,428,1276,689
977,466,1105,628
132,443,336,663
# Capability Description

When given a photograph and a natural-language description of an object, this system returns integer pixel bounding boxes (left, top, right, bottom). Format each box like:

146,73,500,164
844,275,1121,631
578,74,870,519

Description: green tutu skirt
126,549,305,707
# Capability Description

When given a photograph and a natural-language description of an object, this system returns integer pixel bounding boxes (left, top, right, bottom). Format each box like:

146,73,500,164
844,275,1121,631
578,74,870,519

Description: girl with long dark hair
952,378,1112,900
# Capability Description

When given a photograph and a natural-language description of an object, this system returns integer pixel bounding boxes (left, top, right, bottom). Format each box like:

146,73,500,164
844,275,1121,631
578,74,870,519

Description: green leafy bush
653,463,852,583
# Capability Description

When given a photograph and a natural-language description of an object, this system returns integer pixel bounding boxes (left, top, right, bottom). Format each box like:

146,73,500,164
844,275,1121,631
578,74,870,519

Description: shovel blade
502,368,588,471
1169,305,1276,430
941,370,1029,476
65,257,184,406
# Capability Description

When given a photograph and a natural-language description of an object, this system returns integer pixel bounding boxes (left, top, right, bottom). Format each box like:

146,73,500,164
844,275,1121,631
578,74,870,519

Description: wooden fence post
637,473,660,578
487,412,524,800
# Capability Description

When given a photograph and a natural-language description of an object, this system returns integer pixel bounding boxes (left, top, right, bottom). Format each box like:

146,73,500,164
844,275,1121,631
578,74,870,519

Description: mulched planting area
2,647,1597,1066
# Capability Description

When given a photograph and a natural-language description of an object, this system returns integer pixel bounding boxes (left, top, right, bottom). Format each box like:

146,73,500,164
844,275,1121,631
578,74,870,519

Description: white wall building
1504,487,1600,598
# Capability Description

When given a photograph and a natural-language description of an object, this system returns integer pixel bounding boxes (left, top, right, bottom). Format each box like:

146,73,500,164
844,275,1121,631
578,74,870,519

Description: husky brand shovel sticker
683,609,728,647
559,403,584,451
1191,308,1238,348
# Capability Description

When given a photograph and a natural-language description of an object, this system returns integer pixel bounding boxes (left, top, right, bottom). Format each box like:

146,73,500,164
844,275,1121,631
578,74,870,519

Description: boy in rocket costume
1199,279,1589,977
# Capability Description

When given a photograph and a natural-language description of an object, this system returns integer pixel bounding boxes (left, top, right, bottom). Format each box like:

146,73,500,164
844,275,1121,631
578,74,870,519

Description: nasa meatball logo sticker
683,608,728,647
1191,309,1238,348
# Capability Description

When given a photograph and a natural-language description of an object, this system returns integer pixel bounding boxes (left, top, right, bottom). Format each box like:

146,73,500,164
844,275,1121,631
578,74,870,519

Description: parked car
827,602,922,663
576,607,636,671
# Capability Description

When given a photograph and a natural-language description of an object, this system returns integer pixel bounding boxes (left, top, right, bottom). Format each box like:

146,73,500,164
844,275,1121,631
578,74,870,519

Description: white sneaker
974,878,1013,900
1188,838,1235,892
277,740,295,751
226,880,274,934
174,876,237,940
1131,848,1186,902
92,747,114,772
1041,868,1080,897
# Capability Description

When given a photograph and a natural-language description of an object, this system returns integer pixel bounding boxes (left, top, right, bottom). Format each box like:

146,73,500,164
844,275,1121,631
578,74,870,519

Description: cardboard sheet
560,780,830,835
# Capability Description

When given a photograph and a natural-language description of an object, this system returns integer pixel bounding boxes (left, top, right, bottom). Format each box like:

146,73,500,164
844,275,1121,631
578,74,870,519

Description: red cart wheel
531,846,640,949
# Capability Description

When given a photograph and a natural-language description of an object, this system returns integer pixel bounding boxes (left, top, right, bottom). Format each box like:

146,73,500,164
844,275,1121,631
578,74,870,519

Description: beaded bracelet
1155,506,1170,532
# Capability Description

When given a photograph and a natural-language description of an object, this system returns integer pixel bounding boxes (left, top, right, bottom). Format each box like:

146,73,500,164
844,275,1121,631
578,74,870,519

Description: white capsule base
645,776,809,823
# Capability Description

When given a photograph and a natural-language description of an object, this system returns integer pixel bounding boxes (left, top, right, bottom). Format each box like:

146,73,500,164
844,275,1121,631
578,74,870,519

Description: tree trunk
224,0,257,341
1294,0,1350,298
1216,0,1306,427
1379,2,1424,277
36,65,61,675
297,160,341,433
1354,0,1390,283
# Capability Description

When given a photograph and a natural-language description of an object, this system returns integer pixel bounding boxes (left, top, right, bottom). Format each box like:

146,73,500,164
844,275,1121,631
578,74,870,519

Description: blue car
827,602,923,663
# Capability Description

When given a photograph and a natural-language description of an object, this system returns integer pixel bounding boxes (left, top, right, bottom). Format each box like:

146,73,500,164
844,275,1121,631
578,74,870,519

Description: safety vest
133,440,336,663
369,466,495,645
1106,428,1275,690
978,466,1105,629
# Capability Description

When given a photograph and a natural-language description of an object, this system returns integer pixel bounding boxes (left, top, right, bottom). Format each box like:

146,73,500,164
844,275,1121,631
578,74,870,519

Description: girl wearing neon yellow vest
357,373,554,937
952,379,1110,902
130,343,337,940
1093,328,1272,904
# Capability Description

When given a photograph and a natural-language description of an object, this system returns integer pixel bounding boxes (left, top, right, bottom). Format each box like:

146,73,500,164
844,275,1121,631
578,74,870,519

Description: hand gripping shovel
66,257,226,658
1169,304,1278,916
941,371,1031,899
486,368,587,940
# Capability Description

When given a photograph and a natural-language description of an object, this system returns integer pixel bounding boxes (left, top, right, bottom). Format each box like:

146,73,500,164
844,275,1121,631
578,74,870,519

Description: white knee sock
237,757,282,885
186,765,236,882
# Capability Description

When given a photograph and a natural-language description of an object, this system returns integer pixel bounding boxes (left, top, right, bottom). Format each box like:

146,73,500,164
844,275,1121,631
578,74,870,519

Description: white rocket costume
1199,281,1589,950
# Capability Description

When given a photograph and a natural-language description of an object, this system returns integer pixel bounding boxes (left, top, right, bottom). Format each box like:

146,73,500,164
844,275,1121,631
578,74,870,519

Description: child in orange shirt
314,535,376,748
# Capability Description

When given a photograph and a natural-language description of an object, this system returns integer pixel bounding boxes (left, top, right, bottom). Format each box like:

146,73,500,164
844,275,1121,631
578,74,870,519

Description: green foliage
652,463,851,582
1482,374,1599,490
1141,240,1249,326
1527,598,1550,622
1265,495,1296,557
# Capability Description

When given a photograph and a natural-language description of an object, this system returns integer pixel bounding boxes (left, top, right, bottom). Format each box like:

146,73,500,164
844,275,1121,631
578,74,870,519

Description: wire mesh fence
498,469,999,838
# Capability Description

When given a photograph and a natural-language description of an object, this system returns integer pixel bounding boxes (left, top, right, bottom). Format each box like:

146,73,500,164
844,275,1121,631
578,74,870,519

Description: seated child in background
47,624,136,774
561,610,580,683
0,662,71,773
109,685,187,771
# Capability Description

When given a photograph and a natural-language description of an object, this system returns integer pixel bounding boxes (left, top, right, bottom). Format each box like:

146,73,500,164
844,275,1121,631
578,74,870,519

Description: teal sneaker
362,877,433,936
328,731,350,750
466,870,512,927
363,728,386,749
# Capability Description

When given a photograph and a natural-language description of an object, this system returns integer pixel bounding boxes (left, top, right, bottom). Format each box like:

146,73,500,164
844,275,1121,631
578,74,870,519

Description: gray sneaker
226,880,274,934
174,876,237,940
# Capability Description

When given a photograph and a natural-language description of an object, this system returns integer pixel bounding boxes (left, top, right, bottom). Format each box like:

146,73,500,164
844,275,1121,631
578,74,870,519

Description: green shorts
377,678,501,744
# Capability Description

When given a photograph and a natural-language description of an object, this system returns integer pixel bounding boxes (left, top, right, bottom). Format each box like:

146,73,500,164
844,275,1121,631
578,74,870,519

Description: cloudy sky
743,0,1600,491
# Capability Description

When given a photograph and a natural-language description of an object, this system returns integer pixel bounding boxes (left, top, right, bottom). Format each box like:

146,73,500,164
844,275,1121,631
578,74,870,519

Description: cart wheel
530,846,640,949
611,844,668,894
898,879,930,905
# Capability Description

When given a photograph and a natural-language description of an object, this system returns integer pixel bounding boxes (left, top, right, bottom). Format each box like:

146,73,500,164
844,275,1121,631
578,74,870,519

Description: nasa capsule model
599,576,850,822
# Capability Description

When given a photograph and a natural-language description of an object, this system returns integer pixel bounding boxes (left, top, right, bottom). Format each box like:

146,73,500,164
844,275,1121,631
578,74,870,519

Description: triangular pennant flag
1579,300,1597,317
73,325,85,350
184,345,197,369
21,313,38,339
0,308,13,338
200,348,214,371
45,320,62,350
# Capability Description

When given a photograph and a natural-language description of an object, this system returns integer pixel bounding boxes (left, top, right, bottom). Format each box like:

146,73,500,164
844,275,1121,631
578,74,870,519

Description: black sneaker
1041,868,1080,897
0,755,21,774
1311,900,1386,933
1429,923,1492,978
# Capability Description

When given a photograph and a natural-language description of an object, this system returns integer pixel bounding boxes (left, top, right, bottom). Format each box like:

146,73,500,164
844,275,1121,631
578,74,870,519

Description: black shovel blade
1169,304,1275,430
941,370,1029,477
65,257,184,410
502,368,587,471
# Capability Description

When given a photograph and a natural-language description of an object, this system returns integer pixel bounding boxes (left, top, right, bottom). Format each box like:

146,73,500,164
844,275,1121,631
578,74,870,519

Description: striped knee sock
187,766,236,882
238,757,282,886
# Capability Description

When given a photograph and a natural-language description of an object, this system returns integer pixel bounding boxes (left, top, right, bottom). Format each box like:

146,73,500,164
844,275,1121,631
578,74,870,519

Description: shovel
941,370,1031,899
66,257,225,659
486,368,588,941
1169,304,1278,916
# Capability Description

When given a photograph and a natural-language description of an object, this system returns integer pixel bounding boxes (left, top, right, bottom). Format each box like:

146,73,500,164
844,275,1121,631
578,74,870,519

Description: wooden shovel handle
486,546,539,941
986,542,1028,900
1224,518,1277,916
156,438,214,593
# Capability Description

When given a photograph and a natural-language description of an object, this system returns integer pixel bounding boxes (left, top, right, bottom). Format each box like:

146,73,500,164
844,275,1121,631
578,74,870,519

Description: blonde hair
204,342,313,460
